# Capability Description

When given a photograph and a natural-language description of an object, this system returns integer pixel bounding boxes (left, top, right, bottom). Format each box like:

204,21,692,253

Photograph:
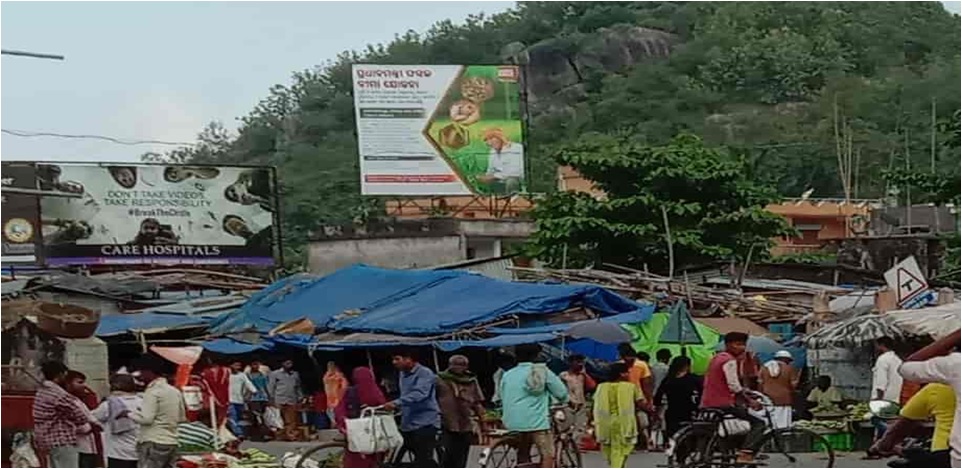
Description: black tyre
556,436,583,468
754,428,836,468
296,440,347,468
667,427,711,468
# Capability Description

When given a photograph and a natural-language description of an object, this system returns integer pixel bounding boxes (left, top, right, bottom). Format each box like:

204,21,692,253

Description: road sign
883,256,929,307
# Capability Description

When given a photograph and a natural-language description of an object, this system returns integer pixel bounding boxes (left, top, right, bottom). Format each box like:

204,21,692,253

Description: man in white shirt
130,357,186,468
871,337,903,440
228,361,257,438
478,128,524,193
899,329,961,468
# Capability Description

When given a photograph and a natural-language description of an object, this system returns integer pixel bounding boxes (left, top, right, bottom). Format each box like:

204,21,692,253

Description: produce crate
813,432,853,452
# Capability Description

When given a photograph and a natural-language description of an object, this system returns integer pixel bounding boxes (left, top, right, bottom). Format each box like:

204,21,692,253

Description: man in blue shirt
500,343,568,468
384,348,440,467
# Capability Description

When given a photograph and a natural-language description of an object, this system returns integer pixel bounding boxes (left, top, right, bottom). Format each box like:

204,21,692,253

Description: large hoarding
36,163,277,266
1,162,42,264
353,64,525,196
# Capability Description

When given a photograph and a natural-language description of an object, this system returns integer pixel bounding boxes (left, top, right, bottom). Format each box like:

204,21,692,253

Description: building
767,198,877,256
307,218,534,274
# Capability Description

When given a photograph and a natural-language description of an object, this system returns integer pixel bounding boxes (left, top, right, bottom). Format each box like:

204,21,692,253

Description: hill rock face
519,25,678,111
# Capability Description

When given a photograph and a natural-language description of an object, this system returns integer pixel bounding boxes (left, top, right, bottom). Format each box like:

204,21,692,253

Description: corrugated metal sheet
429,255,516,280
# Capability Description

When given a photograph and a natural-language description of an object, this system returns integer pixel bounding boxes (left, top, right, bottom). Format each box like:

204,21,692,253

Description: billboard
353,64,525,196
36,163,277,266
1,162,42,264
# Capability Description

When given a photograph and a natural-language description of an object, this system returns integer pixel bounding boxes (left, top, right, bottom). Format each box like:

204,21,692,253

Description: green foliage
769,251,837,266
526,135,794,270
144,1,961,268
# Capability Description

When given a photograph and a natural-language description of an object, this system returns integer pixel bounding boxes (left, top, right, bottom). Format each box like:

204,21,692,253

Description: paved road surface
242,441,890,468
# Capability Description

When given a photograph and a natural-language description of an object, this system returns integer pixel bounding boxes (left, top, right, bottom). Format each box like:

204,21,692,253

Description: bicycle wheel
296,440,347,468
754,427,835,468
480,437,542,468
556,436,583,468
666,427,711,468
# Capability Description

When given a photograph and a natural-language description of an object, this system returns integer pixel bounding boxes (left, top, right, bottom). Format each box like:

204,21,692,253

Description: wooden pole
661,206,674,281
905,130,913,230
683,270,694,309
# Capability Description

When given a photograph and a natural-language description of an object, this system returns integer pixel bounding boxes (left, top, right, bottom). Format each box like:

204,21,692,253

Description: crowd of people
30,327,960,469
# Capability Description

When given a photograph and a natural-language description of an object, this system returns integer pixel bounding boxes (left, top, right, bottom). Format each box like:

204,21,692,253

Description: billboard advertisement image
37,163,276,266
1,162,42,264
353,64,525,196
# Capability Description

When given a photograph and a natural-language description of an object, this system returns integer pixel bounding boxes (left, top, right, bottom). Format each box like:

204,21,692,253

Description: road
242,441,891,468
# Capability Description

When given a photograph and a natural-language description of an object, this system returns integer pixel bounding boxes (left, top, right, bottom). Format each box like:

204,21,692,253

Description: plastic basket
813,432,853,452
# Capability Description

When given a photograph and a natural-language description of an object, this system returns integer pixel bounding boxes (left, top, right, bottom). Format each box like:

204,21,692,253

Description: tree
526,134,794,271
146,1,960,268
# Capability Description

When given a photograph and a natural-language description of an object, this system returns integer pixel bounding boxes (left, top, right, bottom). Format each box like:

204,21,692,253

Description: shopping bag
345,408,404,454
264,406,285,431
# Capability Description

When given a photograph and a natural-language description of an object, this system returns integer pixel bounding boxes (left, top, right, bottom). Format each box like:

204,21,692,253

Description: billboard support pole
518,60,533,195
271,167,285,272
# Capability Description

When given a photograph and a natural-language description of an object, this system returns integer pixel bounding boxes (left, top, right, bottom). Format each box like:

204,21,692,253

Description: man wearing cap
758,350,799,429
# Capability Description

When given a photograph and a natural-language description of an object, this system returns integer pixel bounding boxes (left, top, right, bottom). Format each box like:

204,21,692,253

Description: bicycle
478,406,583,468
666,392,835,468
295,406,445,468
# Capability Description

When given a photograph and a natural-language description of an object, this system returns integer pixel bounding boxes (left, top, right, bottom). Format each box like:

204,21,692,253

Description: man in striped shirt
33,361,98,468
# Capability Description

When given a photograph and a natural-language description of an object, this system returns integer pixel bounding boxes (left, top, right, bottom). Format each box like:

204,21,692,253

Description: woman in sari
334,367,387,468
593,363,644,468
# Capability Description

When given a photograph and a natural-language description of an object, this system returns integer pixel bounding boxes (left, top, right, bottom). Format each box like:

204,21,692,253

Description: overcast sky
2,1,958,163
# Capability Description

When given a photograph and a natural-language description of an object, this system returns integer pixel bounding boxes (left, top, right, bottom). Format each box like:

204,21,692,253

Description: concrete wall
308,235,464,274
307,218,534,275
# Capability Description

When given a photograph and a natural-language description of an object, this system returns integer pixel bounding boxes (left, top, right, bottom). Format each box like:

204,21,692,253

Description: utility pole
1,49,64,61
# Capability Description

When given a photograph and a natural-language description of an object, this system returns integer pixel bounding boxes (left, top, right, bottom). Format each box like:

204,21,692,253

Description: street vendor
806,375,844,412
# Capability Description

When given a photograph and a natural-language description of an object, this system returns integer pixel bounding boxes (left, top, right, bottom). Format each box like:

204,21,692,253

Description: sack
264,406,285,431
345,408,404,454
718,418,751,437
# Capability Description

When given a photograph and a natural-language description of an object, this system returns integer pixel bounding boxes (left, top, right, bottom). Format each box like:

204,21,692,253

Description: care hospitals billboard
36,163,277,266
352,64,525,196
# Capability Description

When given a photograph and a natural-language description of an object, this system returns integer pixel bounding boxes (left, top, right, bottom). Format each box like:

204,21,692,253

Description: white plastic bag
10,437,39,468
345,408,404,454
718,418,751,436
264,406,285,431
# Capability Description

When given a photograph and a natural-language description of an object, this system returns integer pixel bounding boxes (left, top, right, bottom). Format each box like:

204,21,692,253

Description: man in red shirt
700,332,764,464
200,358,231,427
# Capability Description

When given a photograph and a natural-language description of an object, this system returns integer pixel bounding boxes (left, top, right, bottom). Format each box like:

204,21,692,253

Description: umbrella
565,320,631,344
714,336,807,368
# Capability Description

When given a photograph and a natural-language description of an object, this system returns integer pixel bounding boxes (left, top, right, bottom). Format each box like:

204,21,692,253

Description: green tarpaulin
623,312,720,374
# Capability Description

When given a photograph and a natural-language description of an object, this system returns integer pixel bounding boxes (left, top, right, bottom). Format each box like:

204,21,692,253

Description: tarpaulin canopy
486,308,654,335
435,333,560,352
624,312,721,374
202,337,273,355
211,265,649,336
885,302,961,338
659,301,704,345
97,311,232,337
150,345,203,365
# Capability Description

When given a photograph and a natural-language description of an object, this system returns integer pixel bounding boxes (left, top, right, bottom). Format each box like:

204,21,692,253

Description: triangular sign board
883,256,929,306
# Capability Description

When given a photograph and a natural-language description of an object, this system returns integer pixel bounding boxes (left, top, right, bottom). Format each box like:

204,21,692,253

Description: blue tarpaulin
211,265,650,336
96,311,231,337
434,333,560,351
485,308,654,335
202,337,273,354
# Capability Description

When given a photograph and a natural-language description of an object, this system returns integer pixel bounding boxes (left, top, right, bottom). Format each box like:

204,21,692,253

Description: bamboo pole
661,206,674,281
